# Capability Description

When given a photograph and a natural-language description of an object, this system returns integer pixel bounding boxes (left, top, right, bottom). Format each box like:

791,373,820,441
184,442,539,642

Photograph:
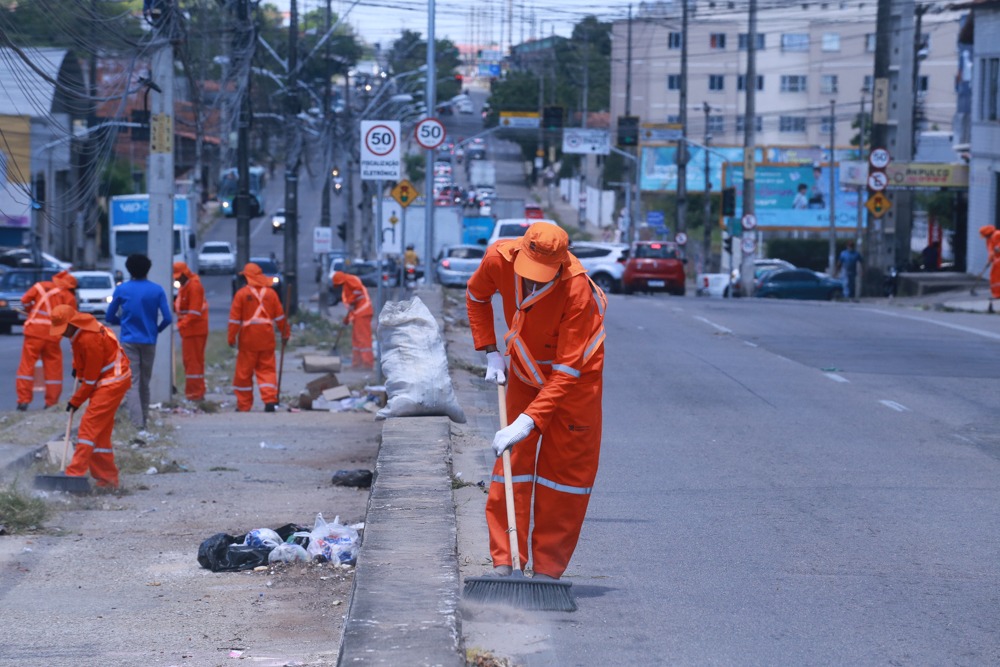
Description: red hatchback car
622,241,686,296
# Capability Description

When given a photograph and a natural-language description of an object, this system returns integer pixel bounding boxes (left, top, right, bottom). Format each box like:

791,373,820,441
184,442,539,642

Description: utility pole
677,0,688,238
424,0,437,281
579,32,589,228
625,4,635,243
828,99,837,273
147,7,176,405
740,0,758,296
344,77,356,257
703,102,711,265
283,0,300,316
319,0,332,310
235,0,252,271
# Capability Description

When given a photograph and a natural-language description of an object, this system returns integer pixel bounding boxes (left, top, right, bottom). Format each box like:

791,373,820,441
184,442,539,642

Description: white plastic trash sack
243,528,282,550
268,543,310,564
376,297,466,423
306,513,360,565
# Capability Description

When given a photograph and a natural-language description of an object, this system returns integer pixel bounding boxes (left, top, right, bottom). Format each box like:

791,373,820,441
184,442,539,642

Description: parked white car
570,241,629,294
71,270,116,316
197,241,237,275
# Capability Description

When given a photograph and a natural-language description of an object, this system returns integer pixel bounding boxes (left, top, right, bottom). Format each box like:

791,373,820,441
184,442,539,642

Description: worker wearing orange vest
228,263,290,412
50,304,132,489
173,261,208,401
331,270,374,369
15,270,77,410
466,222,607,580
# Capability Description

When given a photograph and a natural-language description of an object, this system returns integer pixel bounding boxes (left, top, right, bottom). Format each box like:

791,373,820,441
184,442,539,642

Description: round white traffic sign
675,232,688,245
741,214,757,231
867,171,888,192
414,117,446,150
869,147,891,169
364,123,398,156
741,237,757,254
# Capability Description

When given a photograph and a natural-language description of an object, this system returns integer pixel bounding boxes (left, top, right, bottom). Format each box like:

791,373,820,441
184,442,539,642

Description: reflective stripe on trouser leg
66,377,129,487
15,336,45,405
351,314,375,369
182,335,206,400
41,338,63,406
233,346,259,411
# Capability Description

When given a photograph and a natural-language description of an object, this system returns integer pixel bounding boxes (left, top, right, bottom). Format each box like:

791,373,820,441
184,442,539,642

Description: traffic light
337,222,346,242
331,166,340,178
542,106,564,130
723,235,733,254
722,187,737,217
617,115,639,148
455,73,463,84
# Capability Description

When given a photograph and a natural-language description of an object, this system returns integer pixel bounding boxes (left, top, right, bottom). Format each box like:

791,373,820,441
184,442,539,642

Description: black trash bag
331,469,373,488
197,532,272,572
274,523,310,549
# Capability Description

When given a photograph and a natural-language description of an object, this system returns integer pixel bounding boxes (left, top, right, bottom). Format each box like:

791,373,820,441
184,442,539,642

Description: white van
486,218,558,247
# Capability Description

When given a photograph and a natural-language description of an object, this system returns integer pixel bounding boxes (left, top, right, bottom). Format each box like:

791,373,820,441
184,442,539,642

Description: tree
386,30,462,105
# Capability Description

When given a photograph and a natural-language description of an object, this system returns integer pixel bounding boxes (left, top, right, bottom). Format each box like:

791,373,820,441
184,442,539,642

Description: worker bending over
331,270,374,369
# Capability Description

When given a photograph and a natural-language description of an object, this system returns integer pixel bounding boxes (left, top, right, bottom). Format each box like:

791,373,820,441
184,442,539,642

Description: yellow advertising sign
886,163,969,189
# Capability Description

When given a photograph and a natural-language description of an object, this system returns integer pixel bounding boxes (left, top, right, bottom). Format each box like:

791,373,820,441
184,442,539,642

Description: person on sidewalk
106,254,172,430
466,222,607,580
15,270,77,410
228,262,290,412
331,270,374,369
835,240,864,300
50,304,131,490
173,261,208,401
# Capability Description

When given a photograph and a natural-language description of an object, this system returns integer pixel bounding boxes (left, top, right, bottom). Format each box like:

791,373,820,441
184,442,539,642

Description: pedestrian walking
835,240,864,300
15,270,77,410
50,304,131,490
173,261,208,401
228,262,290,412
105,254,172,430
465,222,607,580
331,270,374,369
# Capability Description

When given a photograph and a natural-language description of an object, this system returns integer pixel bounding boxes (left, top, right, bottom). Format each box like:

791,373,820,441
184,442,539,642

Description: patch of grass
209,466,238,472
0,484,50,533
466,648,519,667
451,474,474,490
287,310,343,349
196,400,221,414
449,354,483,376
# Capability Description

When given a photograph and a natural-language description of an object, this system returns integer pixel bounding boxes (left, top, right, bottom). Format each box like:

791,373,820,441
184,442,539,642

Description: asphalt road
488,295,1000,666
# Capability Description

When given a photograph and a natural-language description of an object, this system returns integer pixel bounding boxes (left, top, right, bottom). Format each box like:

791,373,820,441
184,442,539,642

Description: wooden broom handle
61,378,79,471
498,383,520,572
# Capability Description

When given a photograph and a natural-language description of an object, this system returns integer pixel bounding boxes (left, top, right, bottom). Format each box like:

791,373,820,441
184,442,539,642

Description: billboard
640,145,753,193
726,163,862,231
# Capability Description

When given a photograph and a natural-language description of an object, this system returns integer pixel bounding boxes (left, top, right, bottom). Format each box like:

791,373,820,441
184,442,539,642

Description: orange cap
49,304,100,337
332,270,347,286
513,223,569,283
241,262,272,288
980,225,996,239
173,261,190,279
52,271,77,290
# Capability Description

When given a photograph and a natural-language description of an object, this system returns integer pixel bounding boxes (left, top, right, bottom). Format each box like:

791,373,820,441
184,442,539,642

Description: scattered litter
244,528,282,549
305,513,359,565
330,469,373,488
259,441,288,450
197,519,360,572
268,543,309,564
228,650,244,658
302,354,342,373
145,467,158,475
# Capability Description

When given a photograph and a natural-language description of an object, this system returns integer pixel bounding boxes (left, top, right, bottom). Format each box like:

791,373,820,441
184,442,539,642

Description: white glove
485,351,507,385
492,413,535,457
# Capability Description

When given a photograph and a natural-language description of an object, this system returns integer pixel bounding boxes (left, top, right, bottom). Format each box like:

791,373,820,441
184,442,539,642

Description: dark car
753,268,843,300
231,256,284,302
0,268,58,334
346,258,399,288
622,241,686,296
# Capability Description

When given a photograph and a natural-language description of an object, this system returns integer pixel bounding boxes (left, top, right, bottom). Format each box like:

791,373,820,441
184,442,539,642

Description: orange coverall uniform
466,239,607,579
16,278,76,407
228,284,290,411
333,272,374,369
990,230,1000,299
65,321,132,488
174,267,209,400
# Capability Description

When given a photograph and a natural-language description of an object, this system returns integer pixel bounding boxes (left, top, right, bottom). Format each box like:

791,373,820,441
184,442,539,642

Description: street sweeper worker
173,261,208,401
50,303,131,489
15,270,77,411
228,262,290,412
331,270,374,369
466,222,607,580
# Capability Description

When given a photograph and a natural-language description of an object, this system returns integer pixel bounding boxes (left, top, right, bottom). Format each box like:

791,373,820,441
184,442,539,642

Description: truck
108,194,197,281
468,160,496,191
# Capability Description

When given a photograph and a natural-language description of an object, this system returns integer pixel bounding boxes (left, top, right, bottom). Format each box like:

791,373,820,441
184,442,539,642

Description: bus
218,166,266,218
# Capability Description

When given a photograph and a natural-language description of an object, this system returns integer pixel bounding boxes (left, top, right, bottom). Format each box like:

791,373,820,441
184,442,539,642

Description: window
820,75,838,94
779,116,807,132
737,75,764,91
980,57,999,121
918,75,929,94
667,115,681,124
668,74,681,90
709,75,725,91
866,33,877,52
821,33,840,52
668,32,682,49
781,34,809,51
738,33,766,50
736,115,763,132
708,115,725,133
863,75,874,93
820,117,834,134
710,33,726,50
780,75,807,93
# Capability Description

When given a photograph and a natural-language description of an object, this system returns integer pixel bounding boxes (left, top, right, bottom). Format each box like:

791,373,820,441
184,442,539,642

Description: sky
270,0,638,48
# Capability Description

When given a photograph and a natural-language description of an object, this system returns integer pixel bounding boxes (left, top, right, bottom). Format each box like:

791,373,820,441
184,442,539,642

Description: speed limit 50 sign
414,117,446,150
360,120,401,181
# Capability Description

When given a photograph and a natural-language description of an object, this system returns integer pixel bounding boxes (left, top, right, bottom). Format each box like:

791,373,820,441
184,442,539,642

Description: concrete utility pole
828,99,837,272
147,10,175,405
677,0,688,237
703,102,711,266
740,0,758,296
424,0,436,279
235,0,252,271
283,0,300,316
319,0,333,310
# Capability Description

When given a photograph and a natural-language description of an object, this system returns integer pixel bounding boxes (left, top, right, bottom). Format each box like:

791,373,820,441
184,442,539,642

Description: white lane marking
864,308,1000,341
744,341,758,348
824,373,849,383
693,316,732,334
879,400,910,412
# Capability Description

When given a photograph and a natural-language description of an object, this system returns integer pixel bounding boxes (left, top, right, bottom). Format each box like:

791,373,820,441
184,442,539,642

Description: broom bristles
463,575,577,612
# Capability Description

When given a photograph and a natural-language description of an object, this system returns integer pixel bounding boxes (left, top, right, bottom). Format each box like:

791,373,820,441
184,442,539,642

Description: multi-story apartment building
610,1,962,152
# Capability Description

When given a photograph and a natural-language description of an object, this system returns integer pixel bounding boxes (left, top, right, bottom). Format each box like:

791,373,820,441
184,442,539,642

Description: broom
462,384,576,612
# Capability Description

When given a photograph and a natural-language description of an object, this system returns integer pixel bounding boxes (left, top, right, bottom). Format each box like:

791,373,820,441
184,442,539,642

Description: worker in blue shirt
106,254,172,430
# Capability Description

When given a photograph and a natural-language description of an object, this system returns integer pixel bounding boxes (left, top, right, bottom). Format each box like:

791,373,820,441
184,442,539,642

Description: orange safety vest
69,326,132,406
22,281,74,339
228,285,289,351
175,276,208,337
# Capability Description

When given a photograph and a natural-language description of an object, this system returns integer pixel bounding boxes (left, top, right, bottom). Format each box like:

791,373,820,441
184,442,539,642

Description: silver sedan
434,244,485,287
